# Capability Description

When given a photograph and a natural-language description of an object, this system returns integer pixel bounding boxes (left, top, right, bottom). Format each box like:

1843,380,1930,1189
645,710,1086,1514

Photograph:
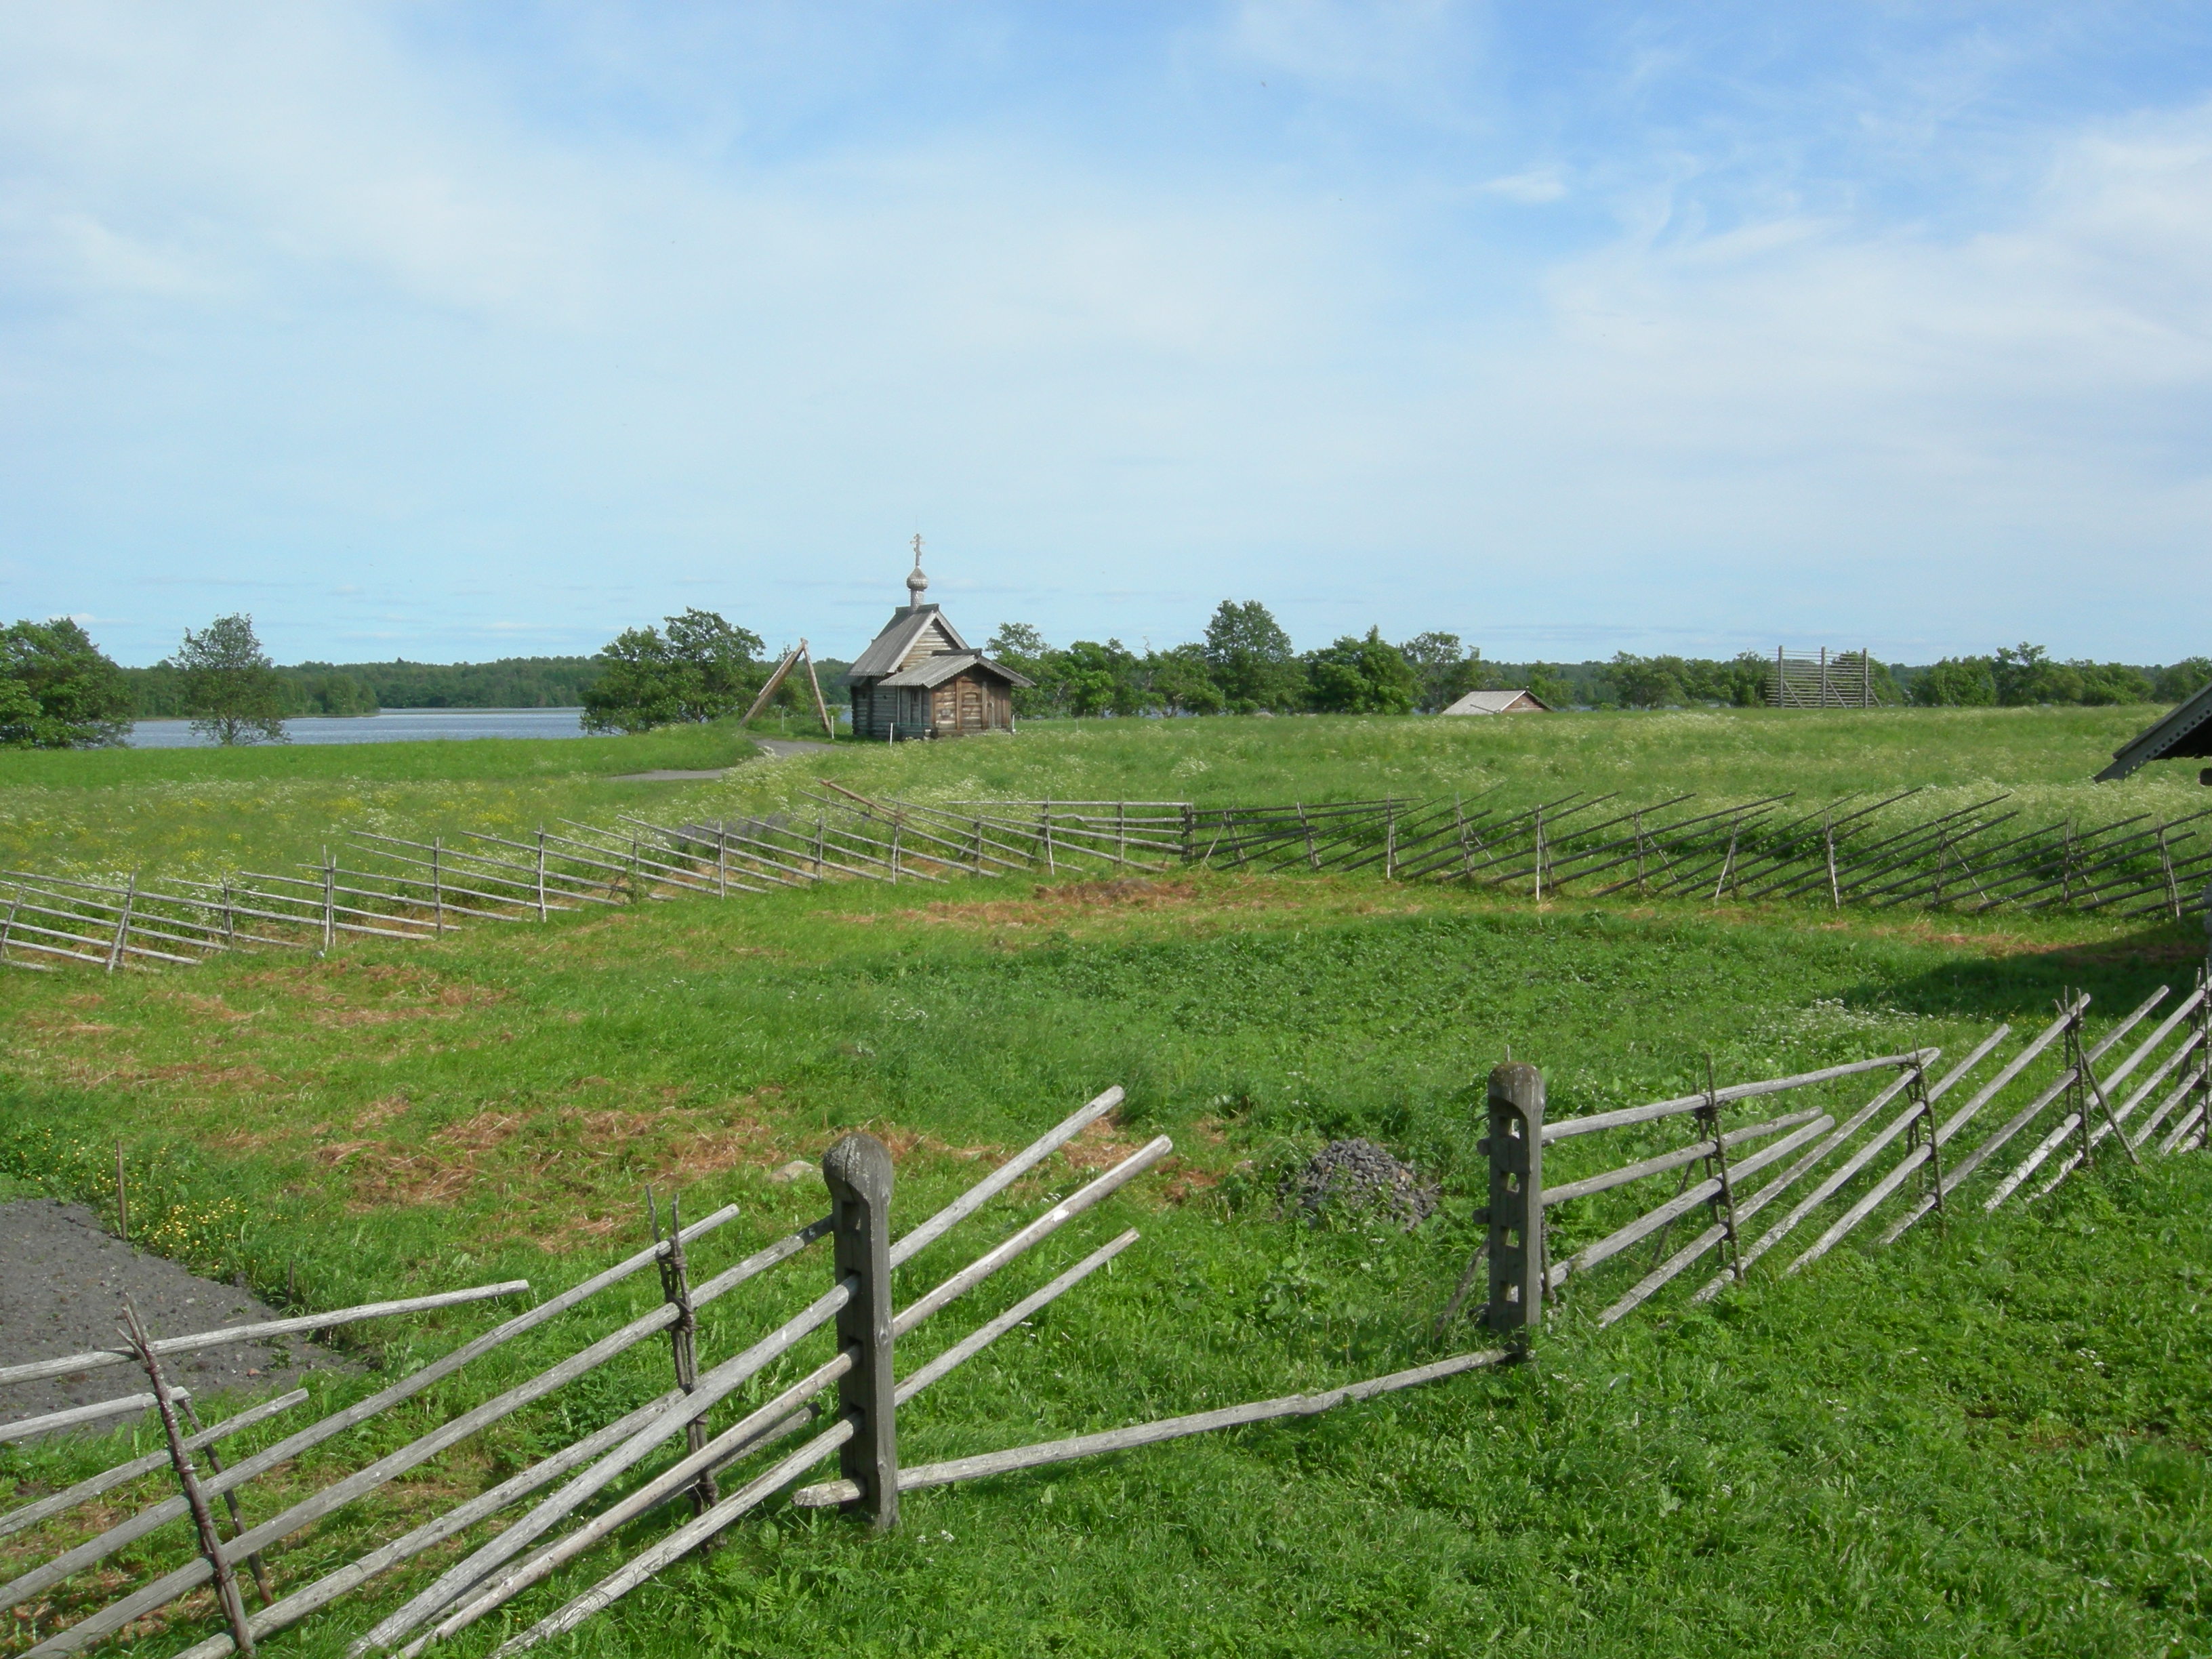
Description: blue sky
4,3,2210,668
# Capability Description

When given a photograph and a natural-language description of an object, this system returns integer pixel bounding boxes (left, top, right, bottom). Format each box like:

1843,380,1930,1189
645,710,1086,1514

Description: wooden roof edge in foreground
2095,678,2212,782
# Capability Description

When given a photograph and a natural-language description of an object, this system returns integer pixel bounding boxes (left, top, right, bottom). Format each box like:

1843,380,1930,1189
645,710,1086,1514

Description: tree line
125,655,606,716
2,606,2207,750
979,609,2212,718
1907,646,2211,708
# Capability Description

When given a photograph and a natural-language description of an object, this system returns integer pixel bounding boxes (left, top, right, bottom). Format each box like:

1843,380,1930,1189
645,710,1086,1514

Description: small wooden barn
846,546,1033,741
1441,688,1553,716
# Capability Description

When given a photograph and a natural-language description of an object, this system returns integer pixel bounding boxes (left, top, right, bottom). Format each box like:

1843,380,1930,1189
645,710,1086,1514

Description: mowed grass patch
1,872,2207,1655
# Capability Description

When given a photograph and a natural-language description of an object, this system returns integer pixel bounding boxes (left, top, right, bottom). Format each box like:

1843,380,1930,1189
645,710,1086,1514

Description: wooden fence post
822,1132,899,1532
106,872,138,972
175,1394,274,1603
650,1190,718,1523
1484,1062,1545,1338
320,851,335,953
120,1301,258,1655
1696,1059,1743,1279
430,838,446,938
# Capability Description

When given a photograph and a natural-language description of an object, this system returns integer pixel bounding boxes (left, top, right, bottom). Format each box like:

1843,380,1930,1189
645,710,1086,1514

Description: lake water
127,708,590,747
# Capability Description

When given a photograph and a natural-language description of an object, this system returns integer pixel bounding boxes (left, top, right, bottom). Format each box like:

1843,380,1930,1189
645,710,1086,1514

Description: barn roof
849,605,971,680
2095,678,2212,781
875,651,1034,691
1441,688,1553,715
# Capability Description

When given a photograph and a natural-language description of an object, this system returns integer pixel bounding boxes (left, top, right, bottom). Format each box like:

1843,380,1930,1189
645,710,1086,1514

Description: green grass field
1,708,2208,1656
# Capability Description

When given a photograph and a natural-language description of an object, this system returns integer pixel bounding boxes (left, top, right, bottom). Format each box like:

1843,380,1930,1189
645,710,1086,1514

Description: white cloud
1479,167,1567,203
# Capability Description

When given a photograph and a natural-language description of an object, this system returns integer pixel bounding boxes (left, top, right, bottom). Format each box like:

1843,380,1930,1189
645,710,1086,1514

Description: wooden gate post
1484,1062,1545,1338
823,1132,899,1531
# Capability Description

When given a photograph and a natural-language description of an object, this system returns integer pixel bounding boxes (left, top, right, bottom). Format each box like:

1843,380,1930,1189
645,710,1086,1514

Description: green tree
1056,640,1144,716
1524,663,1577,708
2154,657,2212,702
1602,653,1689,709
583,609,764,733
176,613,288,745
1912,657,1996,706
1399,632,1485,712
1146,642,1224,715
1203,600,1301,713
1306,628,1419,714
986,623,1055,718
2066,660,2153,705
0,618,133,747
1992,643,2074,705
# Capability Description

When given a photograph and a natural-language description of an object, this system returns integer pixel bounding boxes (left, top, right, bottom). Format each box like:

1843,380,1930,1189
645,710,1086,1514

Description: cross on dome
906,533,928,602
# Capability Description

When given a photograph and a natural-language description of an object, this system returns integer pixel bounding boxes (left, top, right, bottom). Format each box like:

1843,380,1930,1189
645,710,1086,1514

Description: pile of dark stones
1279,1139,1438,1231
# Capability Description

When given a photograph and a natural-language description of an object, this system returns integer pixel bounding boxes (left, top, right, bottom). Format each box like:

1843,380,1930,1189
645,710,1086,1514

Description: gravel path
0,1200,356,1442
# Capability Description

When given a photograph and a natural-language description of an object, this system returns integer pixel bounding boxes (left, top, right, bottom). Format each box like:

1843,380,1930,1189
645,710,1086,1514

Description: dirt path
606,737,836,782
0,1201,355,1441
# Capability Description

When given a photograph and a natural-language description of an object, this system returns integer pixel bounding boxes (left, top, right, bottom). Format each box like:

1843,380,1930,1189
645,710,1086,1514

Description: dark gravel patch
1279,1139,1439,1231
0,1200,356,1443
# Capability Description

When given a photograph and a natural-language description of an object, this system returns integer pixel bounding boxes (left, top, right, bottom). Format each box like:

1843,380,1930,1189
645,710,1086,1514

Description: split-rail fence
7,968,2205,1654
5,783,2207,977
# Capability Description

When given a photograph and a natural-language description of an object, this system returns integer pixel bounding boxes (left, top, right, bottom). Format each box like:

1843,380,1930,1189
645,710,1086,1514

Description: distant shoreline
131,707,587,722
125,708,592,749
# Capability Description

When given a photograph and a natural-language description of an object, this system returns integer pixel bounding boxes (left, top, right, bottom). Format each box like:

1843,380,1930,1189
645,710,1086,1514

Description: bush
0,618,132,747
582,610,764,734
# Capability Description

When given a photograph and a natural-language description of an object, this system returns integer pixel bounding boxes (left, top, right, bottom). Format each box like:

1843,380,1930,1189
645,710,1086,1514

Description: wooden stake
119,1303,255,1655
649,1191,718,1521
1697,1059,1743,1281
176,1397,273,1604
105,872,138,973
739,646,805,726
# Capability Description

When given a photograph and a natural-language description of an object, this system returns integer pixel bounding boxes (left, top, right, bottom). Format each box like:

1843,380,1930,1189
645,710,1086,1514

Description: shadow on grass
1849,916,2206,1025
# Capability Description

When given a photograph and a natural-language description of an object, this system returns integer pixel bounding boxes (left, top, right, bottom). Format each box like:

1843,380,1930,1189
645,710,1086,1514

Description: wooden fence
1769,647,1885,708
9,974,2208,1652
5,785,2207,978
3,1089,1477,1658
1458,970,2212,1337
